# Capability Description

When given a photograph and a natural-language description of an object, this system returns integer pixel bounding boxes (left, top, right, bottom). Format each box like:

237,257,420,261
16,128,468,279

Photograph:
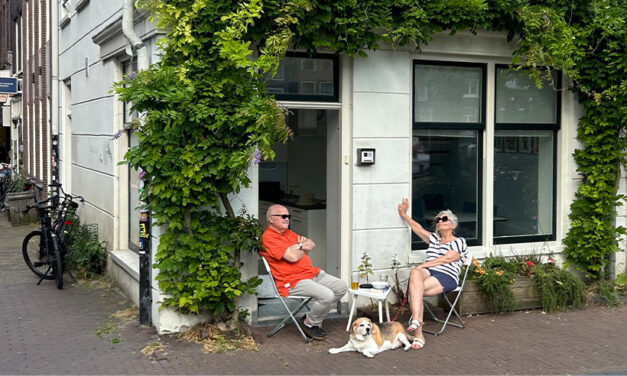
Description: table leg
346,295,357,331
385,300,390,322
378,300,383,323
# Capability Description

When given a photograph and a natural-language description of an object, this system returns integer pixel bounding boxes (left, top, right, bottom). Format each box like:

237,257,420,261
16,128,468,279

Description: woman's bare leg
408,268,445,345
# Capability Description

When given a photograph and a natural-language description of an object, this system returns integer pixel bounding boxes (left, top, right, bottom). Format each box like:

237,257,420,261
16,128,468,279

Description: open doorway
257,108,340,320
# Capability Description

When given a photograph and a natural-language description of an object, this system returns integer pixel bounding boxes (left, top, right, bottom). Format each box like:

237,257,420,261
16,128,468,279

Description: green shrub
594,279,621,307
615,273,627,288
533,265,586,312
7,174,29,192
64,222,108,279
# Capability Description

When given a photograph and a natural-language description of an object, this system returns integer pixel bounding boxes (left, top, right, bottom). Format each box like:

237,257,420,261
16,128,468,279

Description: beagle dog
329,317,415,358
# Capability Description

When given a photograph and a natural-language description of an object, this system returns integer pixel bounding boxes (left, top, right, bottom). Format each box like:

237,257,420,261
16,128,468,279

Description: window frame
493,64,561,244
412,60,487,248
267,51,340,103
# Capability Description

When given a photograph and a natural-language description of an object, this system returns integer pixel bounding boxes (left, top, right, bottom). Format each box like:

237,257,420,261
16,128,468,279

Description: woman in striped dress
397,198,468,349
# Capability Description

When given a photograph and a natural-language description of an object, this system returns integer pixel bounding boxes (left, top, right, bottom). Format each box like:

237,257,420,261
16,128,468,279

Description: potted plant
357,251,374,288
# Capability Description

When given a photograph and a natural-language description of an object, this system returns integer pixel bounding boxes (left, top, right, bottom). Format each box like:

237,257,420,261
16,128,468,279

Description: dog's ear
370,322,377,334
351,319,360,334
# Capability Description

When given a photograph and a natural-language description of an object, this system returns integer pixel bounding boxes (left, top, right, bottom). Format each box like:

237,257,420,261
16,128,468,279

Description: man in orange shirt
260,204,347,340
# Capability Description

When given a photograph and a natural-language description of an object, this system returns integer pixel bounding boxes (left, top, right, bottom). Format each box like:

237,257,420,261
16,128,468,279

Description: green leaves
120,0,626,317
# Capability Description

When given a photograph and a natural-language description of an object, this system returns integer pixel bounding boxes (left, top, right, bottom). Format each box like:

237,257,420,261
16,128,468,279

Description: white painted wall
352,50,412,278
348,32,585,290
58,4,123,249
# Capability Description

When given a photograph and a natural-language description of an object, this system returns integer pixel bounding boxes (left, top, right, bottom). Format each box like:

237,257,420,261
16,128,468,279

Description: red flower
527,261,534,266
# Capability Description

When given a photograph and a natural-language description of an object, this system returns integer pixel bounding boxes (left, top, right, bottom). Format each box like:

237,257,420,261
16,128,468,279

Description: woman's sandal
411,337,426,350
407,320,422,332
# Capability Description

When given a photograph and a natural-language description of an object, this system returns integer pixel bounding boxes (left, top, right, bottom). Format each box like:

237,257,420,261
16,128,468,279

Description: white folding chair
259,256,313,342
420,250,473,336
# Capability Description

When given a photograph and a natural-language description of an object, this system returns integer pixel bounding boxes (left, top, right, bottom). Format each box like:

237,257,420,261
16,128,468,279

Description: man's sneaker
299,316,326,340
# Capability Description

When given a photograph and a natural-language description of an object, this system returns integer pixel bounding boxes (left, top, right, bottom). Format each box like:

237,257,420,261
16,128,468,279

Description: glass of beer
351,281,359,290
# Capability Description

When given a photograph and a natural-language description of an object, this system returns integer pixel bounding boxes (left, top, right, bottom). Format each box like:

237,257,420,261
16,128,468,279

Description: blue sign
0,77,18,94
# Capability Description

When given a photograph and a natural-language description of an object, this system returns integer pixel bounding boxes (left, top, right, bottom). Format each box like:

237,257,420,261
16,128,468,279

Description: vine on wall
116,0,626,324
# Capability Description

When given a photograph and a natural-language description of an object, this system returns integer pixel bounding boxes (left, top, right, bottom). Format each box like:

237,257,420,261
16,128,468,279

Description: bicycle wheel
52,246,64,289
23,230,54,280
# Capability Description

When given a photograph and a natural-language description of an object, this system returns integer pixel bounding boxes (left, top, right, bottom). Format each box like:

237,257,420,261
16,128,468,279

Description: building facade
40,1,627,333
0,0,22,166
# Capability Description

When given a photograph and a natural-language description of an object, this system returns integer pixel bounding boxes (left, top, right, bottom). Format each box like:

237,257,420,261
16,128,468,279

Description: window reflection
496,69,557,124
266,55,337,101
412,130,479,249
414,64,483,123
493,131,554,239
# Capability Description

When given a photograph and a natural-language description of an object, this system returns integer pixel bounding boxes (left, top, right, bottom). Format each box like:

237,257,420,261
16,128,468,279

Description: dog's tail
405,331,415,342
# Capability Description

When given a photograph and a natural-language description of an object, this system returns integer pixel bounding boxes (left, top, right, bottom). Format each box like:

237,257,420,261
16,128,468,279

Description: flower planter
443,276,542,315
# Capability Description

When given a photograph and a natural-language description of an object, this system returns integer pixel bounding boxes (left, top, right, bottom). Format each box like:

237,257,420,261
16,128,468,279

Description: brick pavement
1,212,627,375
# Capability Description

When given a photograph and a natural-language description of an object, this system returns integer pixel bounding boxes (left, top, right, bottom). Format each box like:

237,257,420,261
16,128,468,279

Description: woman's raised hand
398,198,409,217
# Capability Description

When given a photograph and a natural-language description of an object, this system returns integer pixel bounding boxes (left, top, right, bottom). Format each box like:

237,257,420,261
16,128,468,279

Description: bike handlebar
23,184,84,214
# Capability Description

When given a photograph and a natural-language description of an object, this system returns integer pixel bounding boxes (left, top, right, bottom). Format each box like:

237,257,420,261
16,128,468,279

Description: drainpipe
122,0,149,70
50,0,59,188
121,0,150,326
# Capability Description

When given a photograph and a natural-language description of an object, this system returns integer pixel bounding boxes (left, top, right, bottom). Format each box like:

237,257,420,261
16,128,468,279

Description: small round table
345,287,392,331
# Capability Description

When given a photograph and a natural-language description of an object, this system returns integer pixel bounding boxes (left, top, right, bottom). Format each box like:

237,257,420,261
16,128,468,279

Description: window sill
109,248,139,281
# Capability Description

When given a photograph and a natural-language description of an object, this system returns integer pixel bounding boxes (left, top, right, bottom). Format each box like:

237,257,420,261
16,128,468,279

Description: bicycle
22,184,83,289
49,182,83,246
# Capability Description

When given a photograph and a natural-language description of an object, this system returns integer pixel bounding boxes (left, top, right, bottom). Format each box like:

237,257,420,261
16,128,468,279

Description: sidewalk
1,213,627,375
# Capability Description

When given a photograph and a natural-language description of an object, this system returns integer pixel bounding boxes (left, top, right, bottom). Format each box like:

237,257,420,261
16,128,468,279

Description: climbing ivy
116,0,626,324
513,1,627,280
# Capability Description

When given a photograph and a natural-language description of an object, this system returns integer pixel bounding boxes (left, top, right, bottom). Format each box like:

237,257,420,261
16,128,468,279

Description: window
493,67,559,243
412,62,486,249
414,62,485,126
266,52,339,102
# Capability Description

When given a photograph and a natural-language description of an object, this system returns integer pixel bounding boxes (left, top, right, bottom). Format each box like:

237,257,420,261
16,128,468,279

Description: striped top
426,233,468,285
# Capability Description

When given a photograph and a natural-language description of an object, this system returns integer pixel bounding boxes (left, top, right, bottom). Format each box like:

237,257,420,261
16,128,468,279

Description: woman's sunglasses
435,215,449,223
271,214,292,220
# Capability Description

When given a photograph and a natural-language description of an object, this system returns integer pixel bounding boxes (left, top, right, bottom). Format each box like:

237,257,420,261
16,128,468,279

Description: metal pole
138,167,151,325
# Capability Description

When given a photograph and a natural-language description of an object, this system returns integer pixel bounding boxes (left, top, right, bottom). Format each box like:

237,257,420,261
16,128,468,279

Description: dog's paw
363,351,375,358
329,348,341,354
403,344,411,351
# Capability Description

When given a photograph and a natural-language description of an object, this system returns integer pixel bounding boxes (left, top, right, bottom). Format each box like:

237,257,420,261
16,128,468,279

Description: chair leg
267,298,312,342
422,292,465,336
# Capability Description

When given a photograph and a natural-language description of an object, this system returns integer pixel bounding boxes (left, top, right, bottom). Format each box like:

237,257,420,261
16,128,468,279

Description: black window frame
266,51,340,103
493,64,561,245
412,60,487,248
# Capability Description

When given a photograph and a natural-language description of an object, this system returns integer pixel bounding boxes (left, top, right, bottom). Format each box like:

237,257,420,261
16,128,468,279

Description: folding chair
421,250,474,336
259,256,313,342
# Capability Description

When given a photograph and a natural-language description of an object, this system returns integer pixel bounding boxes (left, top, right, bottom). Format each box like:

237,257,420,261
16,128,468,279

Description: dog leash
391,284,410,322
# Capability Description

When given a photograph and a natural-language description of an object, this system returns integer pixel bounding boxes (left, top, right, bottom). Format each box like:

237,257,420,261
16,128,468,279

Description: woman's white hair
434,209,458,237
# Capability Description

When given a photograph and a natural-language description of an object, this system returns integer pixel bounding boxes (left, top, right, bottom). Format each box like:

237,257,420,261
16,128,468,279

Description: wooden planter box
7,191,38,226
443,277,542,315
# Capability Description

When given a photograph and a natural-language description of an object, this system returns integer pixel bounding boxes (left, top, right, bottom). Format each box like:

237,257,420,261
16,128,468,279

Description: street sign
0,77,18,94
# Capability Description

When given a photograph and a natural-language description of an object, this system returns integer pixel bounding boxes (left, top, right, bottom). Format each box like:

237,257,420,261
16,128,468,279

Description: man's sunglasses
271,214,292,220
435,216,449,223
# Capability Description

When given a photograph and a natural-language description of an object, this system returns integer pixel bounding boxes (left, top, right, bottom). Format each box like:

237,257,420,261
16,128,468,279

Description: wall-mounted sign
0,77,18,94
